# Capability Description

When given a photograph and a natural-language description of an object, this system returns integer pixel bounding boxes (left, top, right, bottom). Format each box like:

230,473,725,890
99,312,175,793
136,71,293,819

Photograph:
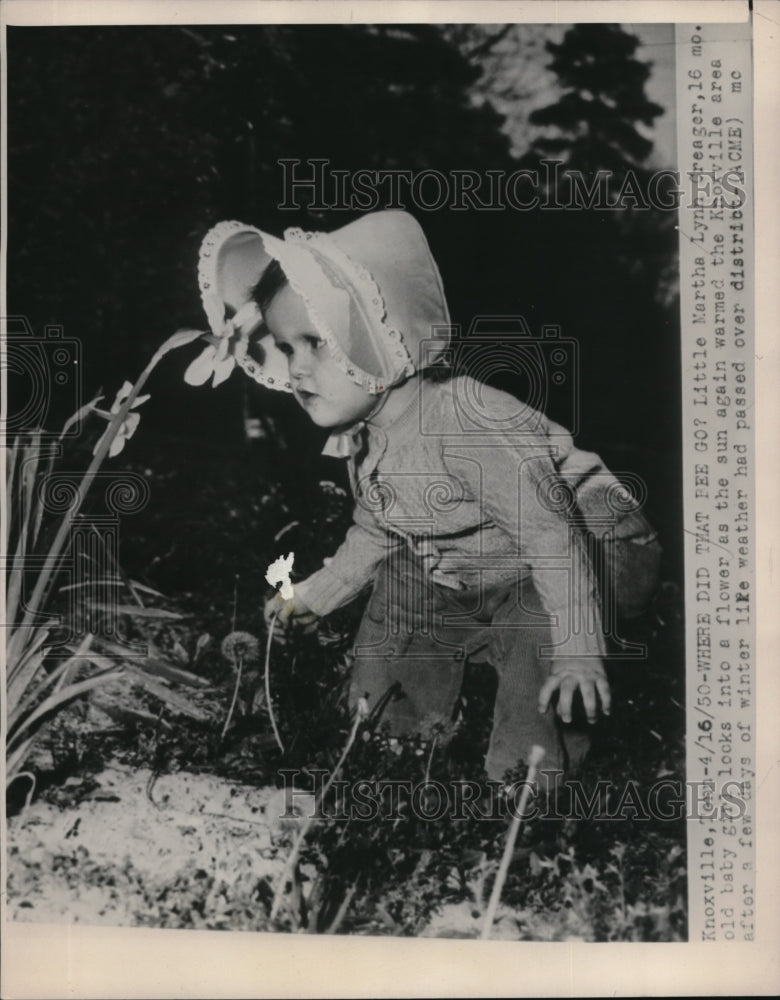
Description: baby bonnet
196,210,451,394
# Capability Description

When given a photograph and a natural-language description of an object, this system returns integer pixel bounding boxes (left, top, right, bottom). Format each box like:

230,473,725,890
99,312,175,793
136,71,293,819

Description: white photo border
1,1,777,997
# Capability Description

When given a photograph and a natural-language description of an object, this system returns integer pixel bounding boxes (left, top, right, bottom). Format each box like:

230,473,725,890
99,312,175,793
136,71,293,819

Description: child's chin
297,396,362,428
300,404,339,428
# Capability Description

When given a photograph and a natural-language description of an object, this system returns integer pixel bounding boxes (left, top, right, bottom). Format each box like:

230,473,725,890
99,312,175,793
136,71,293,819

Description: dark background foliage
6,25,687,939
7,22,681,575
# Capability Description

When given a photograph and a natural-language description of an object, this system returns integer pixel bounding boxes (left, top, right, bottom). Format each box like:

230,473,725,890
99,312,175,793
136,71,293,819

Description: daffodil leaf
59,394,104,440
184,345,217,386
92,427,111,458
155,327,209,363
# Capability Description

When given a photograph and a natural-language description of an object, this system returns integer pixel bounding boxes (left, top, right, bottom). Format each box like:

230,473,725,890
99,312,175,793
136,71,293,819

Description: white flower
184,295,261,388
93,380,150,458
109,412,142,457
265,552,295,600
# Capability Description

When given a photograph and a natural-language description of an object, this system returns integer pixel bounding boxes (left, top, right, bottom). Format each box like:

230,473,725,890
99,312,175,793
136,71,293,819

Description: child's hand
264,590,318,643
538,658,611,725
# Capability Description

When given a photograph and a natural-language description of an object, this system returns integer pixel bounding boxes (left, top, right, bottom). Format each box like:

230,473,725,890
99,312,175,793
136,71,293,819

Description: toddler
192,210,659,780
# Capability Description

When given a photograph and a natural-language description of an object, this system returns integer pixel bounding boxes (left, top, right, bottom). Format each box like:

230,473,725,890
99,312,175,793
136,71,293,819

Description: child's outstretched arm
265,497,401,640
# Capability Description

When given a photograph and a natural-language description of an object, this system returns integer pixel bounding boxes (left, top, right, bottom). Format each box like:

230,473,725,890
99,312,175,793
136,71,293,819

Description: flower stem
480,744,545,940
18,330,199,636
220,653,244,742
264,612,284,753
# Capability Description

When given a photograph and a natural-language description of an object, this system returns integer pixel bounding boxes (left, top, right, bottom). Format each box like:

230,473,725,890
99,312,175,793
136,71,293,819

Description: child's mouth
297,389,317,402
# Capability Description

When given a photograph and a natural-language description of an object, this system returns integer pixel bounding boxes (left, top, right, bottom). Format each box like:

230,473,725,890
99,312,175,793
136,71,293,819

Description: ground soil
7,765,285,931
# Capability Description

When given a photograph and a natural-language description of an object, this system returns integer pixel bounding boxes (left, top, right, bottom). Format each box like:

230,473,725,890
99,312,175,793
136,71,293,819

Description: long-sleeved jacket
295,376,617,660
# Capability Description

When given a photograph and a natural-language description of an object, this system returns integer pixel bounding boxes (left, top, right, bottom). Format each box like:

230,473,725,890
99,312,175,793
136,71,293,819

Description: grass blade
5,433,21,549
8,667,123,750
88,604,185,620
6,434,41,630
7,640,49,720
7,738,36,781
58,579,167,599
74,643,210,689
11,634,96,726
6,624,51,689
124,664,209,720
58,393,104,441
93,702,174,730
32,440,59,547
134,658,211,688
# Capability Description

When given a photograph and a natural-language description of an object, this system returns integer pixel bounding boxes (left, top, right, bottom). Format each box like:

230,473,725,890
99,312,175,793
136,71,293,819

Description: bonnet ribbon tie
321,422,368,460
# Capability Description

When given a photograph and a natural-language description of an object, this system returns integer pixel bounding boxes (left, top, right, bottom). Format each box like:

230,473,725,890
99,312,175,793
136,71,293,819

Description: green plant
5,329,205,788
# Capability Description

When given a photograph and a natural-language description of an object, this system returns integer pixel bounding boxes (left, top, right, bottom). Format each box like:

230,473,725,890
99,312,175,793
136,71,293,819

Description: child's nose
288,349,310,380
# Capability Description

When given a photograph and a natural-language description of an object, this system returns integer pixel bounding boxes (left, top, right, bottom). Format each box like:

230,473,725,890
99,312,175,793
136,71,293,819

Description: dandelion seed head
220,630,260,664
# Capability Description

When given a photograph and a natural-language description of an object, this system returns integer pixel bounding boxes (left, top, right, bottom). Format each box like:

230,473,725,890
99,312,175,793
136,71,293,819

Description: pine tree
528,24,664,176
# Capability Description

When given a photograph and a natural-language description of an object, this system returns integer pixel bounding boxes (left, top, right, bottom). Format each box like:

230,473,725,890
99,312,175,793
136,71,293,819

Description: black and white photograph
1,1,775,996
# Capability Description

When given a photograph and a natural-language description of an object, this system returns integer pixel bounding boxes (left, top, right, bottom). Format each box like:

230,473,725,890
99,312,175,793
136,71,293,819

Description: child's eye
304,334,325,351
275,342,293,357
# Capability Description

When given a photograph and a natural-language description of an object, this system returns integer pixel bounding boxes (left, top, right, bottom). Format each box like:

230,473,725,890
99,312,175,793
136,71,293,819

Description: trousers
348,550,591,780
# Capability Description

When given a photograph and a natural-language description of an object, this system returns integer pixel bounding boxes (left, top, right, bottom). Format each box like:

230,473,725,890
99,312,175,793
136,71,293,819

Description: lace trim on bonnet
198,220,415,394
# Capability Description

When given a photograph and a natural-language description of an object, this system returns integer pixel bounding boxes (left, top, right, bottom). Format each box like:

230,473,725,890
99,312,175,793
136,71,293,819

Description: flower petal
233,300,262,331
233,333,248,365
130,393,151,410
211,355,236,388
111,380,134,413
123,412,141,437
214,336,230,363
184,345,217,386
203,293,227,337
108,434,127,458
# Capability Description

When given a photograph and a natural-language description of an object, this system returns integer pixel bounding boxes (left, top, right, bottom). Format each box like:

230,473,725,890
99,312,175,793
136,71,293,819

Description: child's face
264,284,377,429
